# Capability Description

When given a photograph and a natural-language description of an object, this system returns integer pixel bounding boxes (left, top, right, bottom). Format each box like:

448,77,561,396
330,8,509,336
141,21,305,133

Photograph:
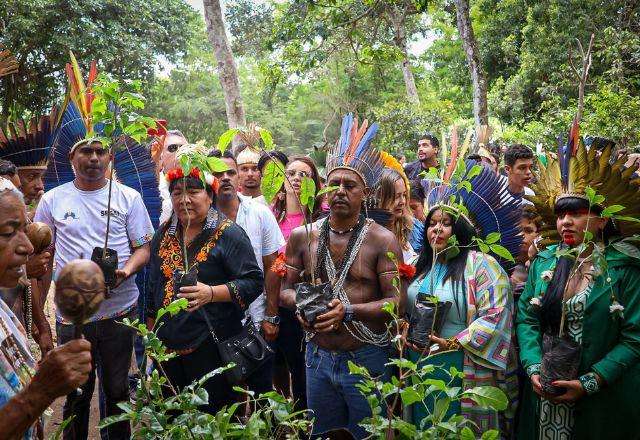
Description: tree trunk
203,0,246,150
453,0,488,127
390,8,420,105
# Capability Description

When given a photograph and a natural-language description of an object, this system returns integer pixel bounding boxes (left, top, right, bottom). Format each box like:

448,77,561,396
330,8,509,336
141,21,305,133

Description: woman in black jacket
146,167,263,414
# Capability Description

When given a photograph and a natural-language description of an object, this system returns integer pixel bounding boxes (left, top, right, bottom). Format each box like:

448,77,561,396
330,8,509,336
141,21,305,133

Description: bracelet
578,372,600,395
209,285,214,303
526,363,541,377
445,337,462,351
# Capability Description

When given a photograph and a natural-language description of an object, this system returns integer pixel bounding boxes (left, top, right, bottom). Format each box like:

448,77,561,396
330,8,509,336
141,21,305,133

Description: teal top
407,262,467,338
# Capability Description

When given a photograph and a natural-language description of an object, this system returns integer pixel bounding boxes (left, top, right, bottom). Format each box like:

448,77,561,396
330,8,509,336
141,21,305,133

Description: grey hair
0,178,24,202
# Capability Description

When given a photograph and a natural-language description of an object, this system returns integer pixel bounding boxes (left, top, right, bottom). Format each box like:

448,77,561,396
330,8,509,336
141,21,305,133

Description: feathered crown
527,120,640,237
326,113,382,188
423,128,522,265
380,151,410,191
0,107,61,169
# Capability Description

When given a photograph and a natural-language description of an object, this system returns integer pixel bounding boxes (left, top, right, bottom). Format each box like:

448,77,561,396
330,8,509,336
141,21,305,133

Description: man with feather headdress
280,114,406,439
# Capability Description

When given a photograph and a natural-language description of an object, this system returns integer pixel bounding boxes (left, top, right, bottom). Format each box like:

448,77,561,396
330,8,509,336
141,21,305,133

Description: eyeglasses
285,170,310,179
167,144,182,153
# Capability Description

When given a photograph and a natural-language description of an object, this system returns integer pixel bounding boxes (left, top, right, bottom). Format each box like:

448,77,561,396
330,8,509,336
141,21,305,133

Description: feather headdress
527,123,640,238
0,107,61,170
326,113,382,188
423,128,522,266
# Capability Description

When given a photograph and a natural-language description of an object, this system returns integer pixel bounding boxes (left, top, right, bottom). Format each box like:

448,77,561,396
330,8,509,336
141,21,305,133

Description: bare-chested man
281,166,407,439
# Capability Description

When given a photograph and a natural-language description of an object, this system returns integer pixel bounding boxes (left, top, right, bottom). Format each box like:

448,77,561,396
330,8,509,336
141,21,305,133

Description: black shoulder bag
200,310,274,385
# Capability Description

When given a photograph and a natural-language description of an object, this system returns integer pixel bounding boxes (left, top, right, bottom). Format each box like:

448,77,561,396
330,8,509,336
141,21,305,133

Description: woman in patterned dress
403,206,519,435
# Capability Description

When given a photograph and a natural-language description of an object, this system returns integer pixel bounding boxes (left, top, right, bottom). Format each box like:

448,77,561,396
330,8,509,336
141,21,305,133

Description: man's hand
296,311,314,332
261,321,279,342
313,299,345,333
26,251,51,279
114,268,131,288
550,380,586,403
31,339,92,399
179,282,213,312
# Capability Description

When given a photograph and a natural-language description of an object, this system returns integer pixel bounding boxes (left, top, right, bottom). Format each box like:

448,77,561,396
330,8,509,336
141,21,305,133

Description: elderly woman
0,179,92,439
146,166,263,414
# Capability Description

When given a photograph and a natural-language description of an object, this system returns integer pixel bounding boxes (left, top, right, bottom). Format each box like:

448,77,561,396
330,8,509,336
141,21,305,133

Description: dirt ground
40,287,102,439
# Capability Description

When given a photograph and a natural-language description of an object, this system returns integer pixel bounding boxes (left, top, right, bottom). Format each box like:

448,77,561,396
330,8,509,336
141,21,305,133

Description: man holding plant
35,138,154,439
280,115,406,439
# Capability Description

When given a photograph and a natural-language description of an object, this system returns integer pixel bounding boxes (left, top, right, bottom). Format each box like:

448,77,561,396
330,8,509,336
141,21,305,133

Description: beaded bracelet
526,363,541,377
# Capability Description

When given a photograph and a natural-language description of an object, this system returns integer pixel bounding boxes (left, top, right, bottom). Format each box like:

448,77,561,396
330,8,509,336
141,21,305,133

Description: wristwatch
264,315,280,325
343,304,355,323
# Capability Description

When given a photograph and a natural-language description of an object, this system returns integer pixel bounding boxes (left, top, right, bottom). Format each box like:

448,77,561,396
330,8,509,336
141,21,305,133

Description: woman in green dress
404,159,522,435
517,137,640,440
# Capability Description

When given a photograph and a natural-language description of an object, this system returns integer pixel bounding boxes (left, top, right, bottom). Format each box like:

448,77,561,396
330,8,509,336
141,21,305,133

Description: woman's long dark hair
414,208,477,288
539,197,619,334
272,155,323,223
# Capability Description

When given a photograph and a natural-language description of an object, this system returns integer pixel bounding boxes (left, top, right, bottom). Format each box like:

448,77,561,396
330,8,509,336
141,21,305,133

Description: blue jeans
306,342,389,439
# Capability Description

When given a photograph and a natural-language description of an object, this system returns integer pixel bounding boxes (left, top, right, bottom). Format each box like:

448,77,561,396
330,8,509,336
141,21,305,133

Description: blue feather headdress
424,159,523,267
0,108,61,170
326,113,382,189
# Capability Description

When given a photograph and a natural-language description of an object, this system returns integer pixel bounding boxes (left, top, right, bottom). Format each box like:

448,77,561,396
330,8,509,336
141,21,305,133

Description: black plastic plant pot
407,297,453,349
173,266,198,301
540,332,582,396
294,281,333,325
91,247,118,294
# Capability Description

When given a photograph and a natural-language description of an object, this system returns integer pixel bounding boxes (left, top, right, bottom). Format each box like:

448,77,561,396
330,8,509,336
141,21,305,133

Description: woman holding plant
146,158,263,414
403,160,522,434
517,138,640,439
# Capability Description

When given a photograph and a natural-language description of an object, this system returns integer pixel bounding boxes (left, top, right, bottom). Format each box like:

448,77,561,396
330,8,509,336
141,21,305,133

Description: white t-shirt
498,174,534,207
35,180,154,322
235,194,285,325
158,171,173,226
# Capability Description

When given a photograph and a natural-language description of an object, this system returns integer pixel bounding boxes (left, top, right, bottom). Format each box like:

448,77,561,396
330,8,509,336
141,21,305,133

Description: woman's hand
179,282,213,312
549,380,586,403
530,374,559,401
399,321,428,354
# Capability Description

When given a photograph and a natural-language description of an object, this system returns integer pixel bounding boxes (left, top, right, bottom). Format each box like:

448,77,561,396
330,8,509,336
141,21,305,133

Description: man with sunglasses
158,130,188,224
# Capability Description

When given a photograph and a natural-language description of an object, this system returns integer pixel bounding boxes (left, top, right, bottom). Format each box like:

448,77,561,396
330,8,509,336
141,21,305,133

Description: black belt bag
200,310,274,385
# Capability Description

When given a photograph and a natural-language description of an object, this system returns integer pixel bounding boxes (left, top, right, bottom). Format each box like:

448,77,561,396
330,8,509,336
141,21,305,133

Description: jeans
306,342,389,440
57,313,135,440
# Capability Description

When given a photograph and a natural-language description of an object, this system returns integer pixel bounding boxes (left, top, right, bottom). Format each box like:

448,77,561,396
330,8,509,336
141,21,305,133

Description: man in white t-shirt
34,140,154,439
499,143,535,207
212,149,284,394
157,130,188,225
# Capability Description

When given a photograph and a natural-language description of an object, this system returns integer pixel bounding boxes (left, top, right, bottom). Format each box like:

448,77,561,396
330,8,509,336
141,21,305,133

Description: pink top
277,211,305,252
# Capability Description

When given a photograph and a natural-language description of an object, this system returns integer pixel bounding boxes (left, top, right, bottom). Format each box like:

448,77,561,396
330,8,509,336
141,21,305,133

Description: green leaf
490,244,515,262
432,396,450,423
463,386,508,411
259,128,275,150
481,430,500,440
485,232,501,244
466,164,483,180
601,204,625,217
612,241,640,259
400,388,423,406
260,160,285,204
613,215,640,223
347,360,369,377
217,128,240,153
460,426,476,440
299,176,316,209
583,230,594,242
316,185,339,198
207,156,231,173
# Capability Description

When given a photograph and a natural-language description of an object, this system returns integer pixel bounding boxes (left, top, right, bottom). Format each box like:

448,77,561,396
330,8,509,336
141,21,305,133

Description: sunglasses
167,144,182,153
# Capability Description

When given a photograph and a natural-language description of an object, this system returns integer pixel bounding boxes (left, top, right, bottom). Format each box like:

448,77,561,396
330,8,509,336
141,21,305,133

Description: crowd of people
0,70,640,440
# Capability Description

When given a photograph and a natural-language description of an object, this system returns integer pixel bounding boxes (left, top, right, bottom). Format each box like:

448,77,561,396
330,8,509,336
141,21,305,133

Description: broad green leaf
316,185,339,198
300,176,316,209
347,360,369,377
601,204,625,217
260,160,285,204
259,128,275,150
481,430,500,440
433,396,450,423
217,128,240,153
486,232,501,244
207,156,231,173
613,215,640,223
490,244,515,262
460,426,476,440
612,241,640,259
463,386,508,410
466,164,483,180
